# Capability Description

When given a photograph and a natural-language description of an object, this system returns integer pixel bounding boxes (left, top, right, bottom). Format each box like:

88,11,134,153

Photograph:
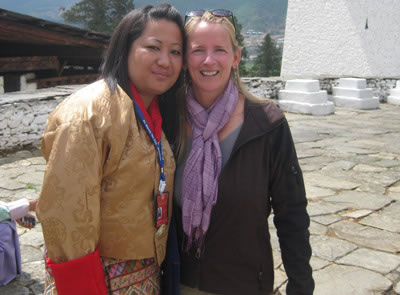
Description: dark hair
101,3,186,153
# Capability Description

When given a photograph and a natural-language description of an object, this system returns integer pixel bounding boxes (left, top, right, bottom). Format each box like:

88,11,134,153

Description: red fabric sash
129,83,162,142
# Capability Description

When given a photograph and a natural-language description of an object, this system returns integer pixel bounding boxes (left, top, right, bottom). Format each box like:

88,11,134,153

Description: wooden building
0,8,110,92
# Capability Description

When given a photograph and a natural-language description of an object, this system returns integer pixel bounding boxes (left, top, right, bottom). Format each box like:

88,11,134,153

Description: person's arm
5,199,30,221
28,199,37,212
0,199,37,228
37,119,107,295
269,119,314,295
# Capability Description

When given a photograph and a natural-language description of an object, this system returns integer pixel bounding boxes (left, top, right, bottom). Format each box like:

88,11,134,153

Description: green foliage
108,0,135,30
61,0,134,34
250,34,281,77
233,16,248,77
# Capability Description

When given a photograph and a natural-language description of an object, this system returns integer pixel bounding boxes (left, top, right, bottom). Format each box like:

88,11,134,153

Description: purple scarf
182,80,238,249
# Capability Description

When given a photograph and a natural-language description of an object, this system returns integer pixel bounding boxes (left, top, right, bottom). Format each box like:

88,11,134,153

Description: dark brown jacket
176,100,314,295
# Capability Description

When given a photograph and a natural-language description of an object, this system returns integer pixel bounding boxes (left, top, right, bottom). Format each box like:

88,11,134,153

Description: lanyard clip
159,180,166,194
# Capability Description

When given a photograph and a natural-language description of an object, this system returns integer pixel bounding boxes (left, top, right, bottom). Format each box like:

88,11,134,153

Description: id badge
155,192,169,228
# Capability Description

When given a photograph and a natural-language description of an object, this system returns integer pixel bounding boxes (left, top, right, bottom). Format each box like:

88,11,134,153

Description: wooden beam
0,19,108,49
0,42,106,60
30,74,100,88
0,56,60,73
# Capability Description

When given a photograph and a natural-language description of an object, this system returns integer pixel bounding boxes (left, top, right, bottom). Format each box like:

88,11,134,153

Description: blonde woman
172,9,314,295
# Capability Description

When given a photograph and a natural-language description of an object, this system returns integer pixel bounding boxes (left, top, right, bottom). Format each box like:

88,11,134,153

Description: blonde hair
184,11,263,102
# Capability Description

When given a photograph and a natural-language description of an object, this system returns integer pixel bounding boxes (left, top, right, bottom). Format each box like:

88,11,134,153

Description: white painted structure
388,81,400,105
0,76,4,94
279,79,334,115
331,78,379,109
20,73,37,91
281,0,400,78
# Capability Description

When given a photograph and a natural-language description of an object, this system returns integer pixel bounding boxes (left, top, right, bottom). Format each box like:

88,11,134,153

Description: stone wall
0,78,398,151
0,85,83,151
242,77,399,102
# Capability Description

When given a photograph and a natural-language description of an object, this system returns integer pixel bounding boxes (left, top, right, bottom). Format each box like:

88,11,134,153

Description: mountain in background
0,0,287,32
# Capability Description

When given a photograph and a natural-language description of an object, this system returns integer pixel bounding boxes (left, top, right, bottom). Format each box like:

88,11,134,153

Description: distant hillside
0,0,287,32
135,0,288,32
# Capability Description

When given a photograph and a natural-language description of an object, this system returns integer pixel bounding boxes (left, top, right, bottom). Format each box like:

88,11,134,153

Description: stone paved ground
0,104,400,295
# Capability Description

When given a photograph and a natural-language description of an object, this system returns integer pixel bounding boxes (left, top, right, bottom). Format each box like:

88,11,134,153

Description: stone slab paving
359,201,400,232
313,265,393,295
330,220,400,253
337,248,400,274
0,104,400,294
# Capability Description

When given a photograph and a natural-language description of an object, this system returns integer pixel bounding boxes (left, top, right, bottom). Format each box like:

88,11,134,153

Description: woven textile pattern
44,249,160,295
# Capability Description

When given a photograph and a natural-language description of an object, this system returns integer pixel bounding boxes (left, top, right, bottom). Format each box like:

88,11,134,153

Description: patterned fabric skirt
102,257,160,295
43,249,160,295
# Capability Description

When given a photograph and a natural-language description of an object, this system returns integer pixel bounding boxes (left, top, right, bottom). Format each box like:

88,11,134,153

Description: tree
250,34,281,77
108,0,135,30
61,0,134,34
233,16,249,77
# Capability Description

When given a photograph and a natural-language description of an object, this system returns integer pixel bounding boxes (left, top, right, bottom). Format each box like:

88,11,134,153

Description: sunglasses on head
184,9,236,32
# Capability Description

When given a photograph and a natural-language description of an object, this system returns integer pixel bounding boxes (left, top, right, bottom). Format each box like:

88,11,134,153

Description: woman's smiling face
186,21,241,105
128,19,183,105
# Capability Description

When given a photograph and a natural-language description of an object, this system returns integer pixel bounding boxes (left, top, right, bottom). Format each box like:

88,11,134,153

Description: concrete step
330,95,379,109
390,88,400,96
279,90,328,104
284,79,322,92
337,78,367,89
332,87,373,99
278,100,334,115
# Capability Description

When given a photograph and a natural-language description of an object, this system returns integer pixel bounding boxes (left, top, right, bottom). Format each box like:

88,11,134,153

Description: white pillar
20,73,37,91
0,76,4,94
387,81,400,106
278,79,334,115
331,78,379,109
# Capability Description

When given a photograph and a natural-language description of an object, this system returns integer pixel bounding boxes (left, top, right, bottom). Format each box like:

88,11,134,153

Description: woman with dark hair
36,4,185,295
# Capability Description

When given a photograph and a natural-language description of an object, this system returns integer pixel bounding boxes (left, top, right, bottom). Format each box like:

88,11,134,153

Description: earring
233,67,239,84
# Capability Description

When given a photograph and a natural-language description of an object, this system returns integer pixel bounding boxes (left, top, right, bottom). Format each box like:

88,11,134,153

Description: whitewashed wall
0,77,4,94
281,0,400,78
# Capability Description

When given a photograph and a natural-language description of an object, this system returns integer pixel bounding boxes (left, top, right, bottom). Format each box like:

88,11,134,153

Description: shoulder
46,80,132,130
244,98,286,131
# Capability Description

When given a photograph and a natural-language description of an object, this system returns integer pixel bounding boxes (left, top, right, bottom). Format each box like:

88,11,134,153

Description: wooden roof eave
0,18,108,48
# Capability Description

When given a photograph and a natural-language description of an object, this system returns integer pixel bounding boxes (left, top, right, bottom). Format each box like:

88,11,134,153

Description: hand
16,213,36,229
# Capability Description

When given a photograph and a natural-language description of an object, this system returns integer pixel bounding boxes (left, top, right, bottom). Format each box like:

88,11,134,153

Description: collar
231,99,285,155
129,83,162,142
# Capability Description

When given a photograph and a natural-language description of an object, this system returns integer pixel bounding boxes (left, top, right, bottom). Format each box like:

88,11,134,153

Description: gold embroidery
41,218,67,246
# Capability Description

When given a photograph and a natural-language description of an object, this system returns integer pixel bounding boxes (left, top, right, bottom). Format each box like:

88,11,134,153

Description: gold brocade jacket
36,80,175,265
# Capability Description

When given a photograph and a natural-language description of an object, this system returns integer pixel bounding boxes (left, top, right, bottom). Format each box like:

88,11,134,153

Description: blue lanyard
132,100,166,193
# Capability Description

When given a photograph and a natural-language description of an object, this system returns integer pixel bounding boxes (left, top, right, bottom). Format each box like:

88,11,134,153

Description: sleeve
37,119,107,295
0,204,11,223
269,119,315,295
6,199,29,221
